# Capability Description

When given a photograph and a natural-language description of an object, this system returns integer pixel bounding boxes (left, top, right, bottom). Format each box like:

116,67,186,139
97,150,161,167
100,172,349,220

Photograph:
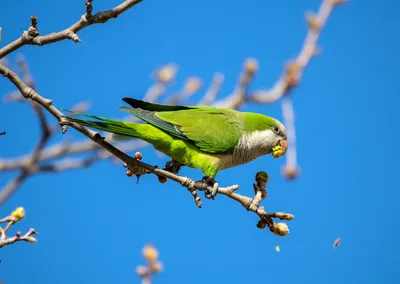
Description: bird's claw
202,176,218,200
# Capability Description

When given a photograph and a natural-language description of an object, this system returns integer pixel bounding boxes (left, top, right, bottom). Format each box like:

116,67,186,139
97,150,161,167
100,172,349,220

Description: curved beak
279,139,288,156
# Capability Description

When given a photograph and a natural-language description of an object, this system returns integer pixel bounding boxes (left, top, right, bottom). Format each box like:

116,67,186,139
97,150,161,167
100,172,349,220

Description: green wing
157,108,244,153
120,98,244,154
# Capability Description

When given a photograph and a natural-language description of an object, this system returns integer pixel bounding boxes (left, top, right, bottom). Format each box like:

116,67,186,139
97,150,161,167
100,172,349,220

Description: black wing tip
122,97,142,108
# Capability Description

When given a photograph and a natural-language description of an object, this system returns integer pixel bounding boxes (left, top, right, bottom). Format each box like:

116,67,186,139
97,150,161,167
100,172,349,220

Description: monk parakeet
66,98,288,198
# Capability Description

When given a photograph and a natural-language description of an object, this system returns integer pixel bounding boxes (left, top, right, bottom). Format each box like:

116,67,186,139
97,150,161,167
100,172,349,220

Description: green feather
63,110,140,138
156,108,244,153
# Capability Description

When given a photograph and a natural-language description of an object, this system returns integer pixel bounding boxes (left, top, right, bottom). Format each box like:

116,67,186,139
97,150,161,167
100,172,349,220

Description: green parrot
65,98,288,198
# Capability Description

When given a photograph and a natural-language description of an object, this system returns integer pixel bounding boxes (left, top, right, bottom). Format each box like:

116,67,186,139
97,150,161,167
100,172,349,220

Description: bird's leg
202,176,219,200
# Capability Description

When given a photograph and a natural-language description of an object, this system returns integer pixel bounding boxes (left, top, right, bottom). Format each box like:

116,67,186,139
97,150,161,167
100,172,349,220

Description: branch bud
244,58,259,75
142,244,159,262
156,64,177,84
136,266,148,277
150,261,163,273
271,222,289,236
134,152,143,160
11,207,25,221
184,77,202,93
255,171,269,189
24,236,38,243
305,11,321,31
282,165,300,180
256,220,267,229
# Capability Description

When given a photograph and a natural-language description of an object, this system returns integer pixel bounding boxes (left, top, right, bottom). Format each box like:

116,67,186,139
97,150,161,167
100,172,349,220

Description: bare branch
136,244,163,284
0,0,143,59
249,0,340,103
0,207,37,262
0,58,294,232
0,132,5,136
213,58,258,109
198,72,224,106
0,171,30,206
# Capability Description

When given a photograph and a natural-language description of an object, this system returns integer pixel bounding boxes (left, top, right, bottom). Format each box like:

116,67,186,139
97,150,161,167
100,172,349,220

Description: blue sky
1,0,399,283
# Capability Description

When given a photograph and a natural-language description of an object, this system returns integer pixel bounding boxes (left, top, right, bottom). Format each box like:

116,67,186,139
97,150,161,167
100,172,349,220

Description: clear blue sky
1,0,399,283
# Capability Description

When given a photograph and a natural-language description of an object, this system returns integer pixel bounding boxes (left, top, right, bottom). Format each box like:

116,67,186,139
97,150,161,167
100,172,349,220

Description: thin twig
0,0,143,59
198,72,224,106
0,207,38,257
249,0,339,103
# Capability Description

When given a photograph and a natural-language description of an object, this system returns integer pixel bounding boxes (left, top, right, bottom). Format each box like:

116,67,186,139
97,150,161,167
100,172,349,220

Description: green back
120,98,244,153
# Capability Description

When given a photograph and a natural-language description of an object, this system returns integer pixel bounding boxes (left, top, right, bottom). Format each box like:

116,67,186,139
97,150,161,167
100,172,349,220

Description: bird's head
269,119,288,158
270,118,287,144
240,114,288,159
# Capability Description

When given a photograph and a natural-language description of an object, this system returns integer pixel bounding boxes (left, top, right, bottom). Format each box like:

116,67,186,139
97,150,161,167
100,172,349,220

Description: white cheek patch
230,130,278,166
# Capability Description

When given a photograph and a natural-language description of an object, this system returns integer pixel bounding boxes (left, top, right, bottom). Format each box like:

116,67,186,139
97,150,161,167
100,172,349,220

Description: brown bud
282,165,300,180
136,266,148,277
126,169,134,177
286,61,301,76
285,74,299,89
271,222,289,236
134,152,143,160
244,58,259,74
305,11,321,31
150,261,163,273
333,238,341,248
255,171,269,183
185,77,202,93
158,175,167,183
156,64,177,84
257,220,267,229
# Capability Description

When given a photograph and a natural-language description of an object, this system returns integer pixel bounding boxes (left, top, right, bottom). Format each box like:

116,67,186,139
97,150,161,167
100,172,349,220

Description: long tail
63,110,141,138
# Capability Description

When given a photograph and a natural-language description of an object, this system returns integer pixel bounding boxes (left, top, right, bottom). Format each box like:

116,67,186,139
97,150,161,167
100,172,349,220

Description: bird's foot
164,160,182,175
202,176,219,200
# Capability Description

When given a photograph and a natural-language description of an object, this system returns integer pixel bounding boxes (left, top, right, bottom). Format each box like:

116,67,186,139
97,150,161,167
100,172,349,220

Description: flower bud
150,261,163,273
271,222,289,236
142,244,159,262
185,77,202,93
158,176,167,184
255,171,269,184
134,152,143,160
24,236,37,243
256,220,267,229
282,165,299,180
136,266,148,277
11,207,25,221
156,64,177,84
244,58,259,74
126,169,134,177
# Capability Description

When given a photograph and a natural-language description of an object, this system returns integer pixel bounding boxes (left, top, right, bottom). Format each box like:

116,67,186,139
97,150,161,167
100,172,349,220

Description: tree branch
0,0,143,59
0,207,38,262
0,60,294,233
0,0,347,236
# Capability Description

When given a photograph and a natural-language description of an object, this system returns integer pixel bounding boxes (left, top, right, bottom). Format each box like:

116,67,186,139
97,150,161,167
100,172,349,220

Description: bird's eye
273,126,279,133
